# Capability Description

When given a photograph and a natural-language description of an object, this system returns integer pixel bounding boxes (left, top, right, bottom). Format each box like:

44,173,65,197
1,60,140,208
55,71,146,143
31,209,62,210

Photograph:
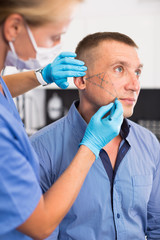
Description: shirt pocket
131,175,153,217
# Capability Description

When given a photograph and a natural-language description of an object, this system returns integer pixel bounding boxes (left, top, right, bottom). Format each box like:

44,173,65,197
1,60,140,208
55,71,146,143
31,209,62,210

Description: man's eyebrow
138,63,143,69
110,61,143,69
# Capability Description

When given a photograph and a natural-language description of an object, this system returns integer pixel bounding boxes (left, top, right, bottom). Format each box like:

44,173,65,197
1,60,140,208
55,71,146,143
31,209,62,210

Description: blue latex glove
41,52,87,89
80,99,123,159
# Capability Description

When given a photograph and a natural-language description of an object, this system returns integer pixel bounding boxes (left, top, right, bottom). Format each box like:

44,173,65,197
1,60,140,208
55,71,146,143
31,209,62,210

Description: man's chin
123,108,134,118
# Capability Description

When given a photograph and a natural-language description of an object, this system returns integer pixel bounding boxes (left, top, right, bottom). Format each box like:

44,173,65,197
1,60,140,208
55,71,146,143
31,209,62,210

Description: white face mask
5,26,62,70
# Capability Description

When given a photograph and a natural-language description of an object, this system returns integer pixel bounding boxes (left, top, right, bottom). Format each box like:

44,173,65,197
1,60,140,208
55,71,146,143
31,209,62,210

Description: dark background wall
46,89,160,141
129,89,160,141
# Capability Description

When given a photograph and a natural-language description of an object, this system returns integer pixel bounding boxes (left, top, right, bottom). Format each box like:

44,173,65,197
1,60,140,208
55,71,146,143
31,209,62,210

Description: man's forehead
91,41,141,67
97,40,137,55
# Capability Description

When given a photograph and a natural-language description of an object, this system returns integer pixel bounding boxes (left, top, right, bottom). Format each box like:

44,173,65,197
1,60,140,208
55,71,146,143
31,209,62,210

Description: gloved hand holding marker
80,99,123,159
41,52,87,89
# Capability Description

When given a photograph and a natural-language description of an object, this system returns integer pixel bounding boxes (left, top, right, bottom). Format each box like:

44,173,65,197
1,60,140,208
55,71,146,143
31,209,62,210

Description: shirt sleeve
147,144,160,239
0,121,42,235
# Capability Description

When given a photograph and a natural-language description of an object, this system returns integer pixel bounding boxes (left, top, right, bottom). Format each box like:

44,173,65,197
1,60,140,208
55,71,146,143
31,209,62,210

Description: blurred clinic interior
3,0,160,139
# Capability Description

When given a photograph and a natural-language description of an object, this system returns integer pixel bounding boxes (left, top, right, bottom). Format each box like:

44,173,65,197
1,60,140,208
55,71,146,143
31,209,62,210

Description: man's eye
115,67,123,73
135,69,141,76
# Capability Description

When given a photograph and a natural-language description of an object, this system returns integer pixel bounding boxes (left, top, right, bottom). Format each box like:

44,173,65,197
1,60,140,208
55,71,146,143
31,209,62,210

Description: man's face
83,40,142,118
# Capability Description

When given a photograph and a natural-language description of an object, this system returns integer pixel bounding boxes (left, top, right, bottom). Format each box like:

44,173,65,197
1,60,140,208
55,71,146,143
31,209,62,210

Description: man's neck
103,135,122,151
103,134,122,169
77,100,99,124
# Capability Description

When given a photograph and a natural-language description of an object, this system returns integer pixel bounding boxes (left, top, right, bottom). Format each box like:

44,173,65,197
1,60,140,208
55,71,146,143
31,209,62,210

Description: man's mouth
119,97,136,105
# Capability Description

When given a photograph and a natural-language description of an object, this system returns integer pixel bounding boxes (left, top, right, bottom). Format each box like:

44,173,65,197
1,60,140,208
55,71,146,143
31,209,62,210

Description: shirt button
117,213,120,219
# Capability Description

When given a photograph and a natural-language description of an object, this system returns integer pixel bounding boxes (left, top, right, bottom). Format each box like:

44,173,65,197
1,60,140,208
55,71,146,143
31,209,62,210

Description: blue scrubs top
0,77,42,239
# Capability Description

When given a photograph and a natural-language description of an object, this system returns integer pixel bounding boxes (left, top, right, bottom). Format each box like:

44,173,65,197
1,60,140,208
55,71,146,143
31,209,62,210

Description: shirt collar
120,118,130,139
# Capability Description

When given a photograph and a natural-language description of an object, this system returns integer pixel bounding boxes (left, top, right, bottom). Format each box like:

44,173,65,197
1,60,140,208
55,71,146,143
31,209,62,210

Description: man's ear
74,76,87,90
3,14,24,42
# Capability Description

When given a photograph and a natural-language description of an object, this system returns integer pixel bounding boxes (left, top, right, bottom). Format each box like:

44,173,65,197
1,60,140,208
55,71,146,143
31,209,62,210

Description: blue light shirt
31,101,160,240
0,77,42,239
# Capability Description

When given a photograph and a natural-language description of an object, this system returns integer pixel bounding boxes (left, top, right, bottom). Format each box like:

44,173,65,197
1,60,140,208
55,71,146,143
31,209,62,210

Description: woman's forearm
3,71,40,97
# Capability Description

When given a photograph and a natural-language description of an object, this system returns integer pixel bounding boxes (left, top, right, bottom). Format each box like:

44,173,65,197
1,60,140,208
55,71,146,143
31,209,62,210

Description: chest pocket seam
131,174,153,217
132,174,153,187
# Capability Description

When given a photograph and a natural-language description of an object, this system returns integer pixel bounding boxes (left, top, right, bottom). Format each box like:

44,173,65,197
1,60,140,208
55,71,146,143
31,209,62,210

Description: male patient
31,32,160,239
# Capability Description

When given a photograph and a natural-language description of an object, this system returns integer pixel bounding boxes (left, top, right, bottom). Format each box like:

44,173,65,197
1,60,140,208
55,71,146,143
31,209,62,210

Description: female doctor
0,0,123,239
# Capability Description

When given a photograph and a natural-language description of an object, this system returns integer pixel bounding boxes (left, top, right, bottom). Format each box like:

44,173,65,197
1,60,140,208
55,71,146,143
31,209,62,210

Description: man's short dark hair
75,32,138,60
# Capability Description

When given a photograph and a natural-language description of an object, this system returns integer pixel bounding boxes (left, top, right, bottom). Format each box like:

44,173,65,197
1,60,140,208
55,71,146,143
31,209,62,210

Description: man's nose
125,72,140,91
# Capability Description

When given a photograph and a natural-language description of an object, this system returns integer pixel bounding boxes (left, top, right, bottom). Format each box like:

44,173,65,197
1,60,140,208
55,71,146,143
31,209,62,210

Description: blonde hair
0,0,83,26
